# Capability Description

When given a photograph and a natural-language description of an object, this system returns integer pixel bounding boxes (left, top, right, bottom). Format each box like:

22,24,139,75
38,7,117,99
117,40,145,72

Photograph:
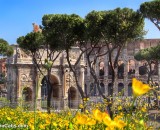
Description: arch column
17,68,21,100
79,68,85,91
63,69,70,109
123,51,128,96
36,72,42,110
124,61,128,96
104,56,108,78
135,49,140,78
113,68,118,96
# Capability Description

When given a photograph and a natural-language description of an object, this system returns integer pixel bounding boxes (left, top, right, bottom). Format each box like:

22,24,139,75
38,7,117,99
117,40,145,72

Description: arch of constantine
6,45,84,109
6,39,160,110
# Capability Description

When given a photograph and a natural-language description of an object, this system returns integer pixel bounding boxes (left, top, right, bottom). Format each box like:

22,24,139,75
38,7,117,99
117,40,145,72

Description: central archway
41,75,60,99
41,74,60,109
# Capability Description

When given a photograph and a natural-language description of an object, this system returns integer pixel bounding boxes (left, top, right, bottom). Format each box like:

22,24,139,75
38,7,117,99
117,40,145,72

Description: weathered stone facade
6,39,160,109
84,39,160,97
6,45,84,109
0,58,7,97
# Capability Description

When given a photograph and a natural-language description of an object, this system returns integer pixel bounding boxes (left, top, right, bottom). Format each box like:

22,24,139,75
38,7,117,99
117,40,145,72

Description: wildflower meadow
0,78,159,130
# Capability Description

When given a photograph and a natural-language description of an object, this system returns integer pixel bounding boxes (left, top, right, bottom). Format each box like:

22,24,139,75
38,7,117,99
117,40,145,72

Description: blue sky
0,0,159,44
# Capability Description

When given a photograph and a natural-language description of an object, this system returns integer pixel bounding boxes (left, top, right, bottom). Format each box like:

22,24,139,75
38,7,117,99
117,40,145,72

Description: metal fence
0,96,159,110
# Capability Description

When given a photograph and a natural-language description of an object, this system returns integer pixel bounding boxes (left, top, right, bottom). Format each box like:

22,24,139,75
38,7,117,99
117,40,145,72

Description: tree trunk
46,69,52,114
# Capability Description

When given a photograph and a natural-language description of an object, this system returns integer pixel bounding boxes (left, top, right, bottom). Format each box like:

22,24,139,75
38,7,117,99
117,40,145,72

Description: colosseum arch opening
99,61,104,81
128,83,132,96
108,83,113,96
128,60,135,78
118,83,124,96
139,61,147,76
118,60,124,79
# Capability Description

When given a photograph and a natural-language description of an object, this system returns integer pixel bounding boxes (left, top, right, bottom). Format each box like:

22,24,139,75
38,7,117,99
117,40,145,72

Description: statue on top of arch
32,23,42,33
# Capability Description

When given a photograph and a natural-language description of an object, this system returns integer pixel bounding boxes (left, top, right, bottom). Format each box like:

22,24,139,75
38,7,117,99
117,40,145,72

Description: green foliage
44,59,53,69
42,14,85,49
140,0,160,20
101,8,145,45
85,10,106,43
0,38,13,56
140,0,160,30
134,44,160,61
17,32,45,53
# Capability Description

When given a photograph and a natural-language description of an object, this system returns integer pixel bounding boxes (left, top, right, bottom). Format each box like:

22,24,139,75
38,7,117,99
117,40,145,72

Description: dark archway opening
68,87,76,108
22,87,32,102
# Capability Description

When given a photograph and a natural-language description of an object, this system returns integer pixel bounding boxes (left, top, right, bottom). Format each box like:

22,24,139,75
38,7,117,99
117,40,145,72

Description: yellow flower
118,106,122,111
141,107,147,112
113,116,126,129
92,109,105,122
75,113,87,125
85,110,89,114
86,118,96,125
7,117,11,120
103,114,112,125
79,104,84,109
132,78,151,96
39,124,45,129
52,122,57,127
83,97,90,101
46,119,51,125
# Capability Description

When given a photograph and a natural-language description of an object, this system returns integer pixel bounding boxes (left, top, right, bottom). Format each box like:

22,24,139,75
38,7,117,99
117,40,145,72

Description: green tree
134,44,160,107
0,38,13,56
101,8,145,97
42,14,87,104
82,8,144,117
84,10,109,99
140,0,160,31
135,44,160,82
17,31,61,113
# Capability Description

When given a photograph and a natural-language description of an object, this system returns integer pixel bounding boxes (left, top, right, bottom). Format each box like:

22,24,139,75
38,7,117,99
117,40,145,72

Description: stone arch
100,82,105,94
49,74,59,85
108,83,113,96
118,60,124,79
139,61,147,75
22,87,32,102
41,74,60,99
128,83,132,96
108,62,112,78
99,61,104,80
68,86,77,108
128,60,135,76
41,77,48,100
118,83,124,96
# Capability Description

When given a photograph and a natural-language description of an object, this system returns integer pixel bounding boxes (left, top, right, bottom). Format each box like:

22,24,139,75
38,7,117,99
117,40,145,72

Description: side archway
68,86,77,108
22,87,32,102
41,74,60,99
